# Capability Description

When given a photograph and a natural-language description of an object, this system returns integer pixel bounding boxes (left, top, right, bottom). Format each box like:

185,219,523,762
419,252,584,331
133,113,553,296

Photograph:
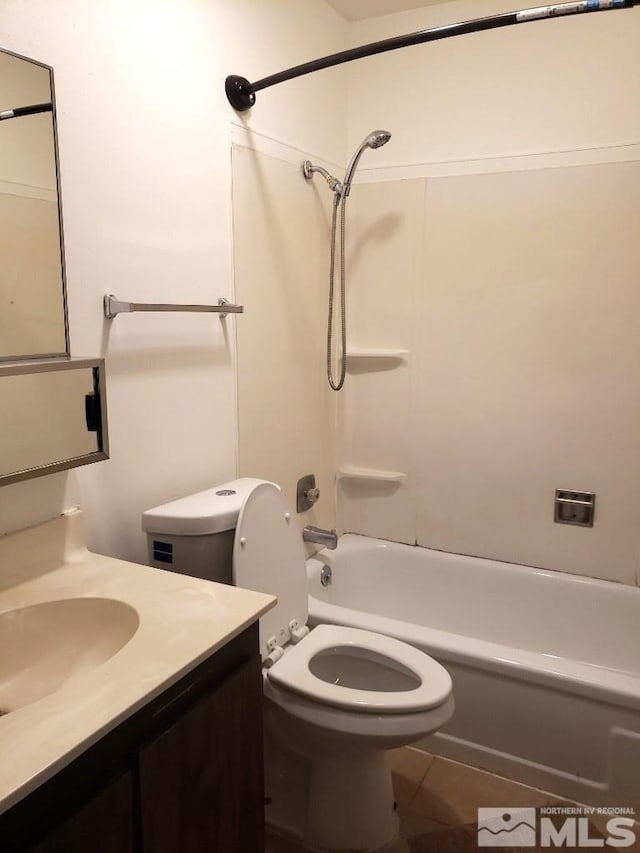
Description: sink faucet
302,525,338,550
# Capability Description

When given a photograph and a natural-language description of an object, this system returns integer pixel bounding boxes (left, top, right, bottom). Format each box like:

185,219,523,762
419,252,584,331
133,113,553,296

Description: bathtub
306,534,640,808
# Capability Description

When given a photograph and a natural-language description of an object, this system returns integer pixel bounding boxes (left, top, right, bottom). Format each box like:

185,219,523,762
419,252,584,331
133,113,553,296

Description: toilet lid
267,623,452,714
233,482,308,660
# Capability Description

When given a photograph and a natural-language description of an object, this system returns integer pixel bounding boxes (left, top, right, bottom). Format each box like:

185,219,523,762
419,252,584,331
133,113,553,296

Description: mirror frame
0,357,109,485
0,46,69,362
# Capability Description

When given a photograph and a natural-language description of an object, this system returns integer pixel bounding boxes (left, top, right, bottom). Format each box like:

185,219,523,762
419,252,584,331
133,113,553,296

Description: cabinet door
138,655,264,853
26,771,134,853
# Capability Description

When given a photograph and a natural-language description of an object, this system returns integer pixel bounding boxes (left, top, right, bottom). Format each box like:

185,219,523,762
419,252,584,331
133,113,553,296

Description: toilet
143,478,454,852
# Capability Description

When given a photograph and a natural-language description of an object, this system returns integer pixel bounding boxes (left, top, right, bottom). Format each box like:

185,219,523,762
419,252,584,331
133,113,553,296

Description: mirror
0,49,108,488
0,359,108,485
0,48,67,360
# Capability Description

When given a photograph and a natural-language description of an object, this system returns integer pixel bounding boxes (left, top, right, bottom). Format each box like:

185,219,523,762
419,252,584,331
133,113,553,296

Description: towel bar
104,294,244,320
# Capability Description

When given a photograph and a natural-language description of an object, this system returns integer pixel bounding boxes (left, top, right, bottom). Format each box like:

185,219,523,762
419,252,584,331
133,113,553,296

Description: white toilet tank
142,478,269,583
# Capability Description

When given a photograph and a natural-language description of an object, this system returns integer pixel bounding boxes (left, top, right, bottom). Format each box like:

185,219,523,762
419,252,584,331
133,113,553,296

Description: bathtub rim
306,535,640,714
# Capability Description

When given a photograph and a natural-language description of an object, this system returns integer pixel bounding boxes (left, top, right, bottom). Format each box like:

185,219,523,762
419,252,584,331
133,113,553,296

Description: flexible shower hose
327,193,347,391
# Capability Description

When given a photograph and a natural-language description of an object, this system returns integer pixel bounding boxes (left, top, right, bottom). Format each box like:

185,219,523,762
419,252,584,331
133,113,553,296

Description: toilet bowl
232,481,454,851
143,478,454,851
264,623,453,746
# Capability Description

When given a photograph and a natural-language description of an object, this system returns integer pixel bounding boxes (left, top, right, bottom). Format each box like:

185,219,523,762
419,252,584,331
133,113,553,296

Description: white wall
0,0,346,562
227,4,346,538
341,164,640,584
347,0,640,168
339,0,640,584
232,145,338,540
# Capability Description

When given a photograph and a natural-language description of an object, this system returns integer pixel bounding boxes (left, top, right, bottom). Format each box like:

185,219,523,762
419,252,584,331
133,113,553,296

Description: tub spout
302,525,338,550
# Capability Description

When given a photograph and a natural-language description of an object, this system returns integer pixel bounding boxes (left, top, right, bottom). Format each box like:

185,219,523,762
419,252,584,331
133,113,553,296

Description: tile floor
265,746,640,853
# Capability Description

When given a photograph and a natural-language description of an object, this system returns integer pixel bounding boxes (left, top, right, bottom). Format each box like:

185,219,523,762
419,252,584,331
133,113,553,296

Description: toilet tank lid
142,478,277,536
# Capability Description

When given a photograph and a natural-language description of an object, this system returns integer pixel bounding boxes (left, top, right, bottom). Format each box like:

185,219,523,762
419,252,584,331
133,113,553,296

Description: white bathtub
307,534,640,808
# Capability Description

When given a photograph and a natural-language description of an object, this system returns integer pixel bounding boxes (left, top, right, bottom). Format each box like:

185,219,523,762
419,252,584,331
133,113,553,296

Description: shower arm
226,0,638,111
303,161,344,194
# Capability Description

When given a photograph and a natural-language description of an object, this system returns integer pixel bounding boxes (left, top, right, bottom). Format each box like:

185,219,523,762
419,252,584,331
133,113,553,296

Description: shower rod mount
225,76,255,112
225,0,637,112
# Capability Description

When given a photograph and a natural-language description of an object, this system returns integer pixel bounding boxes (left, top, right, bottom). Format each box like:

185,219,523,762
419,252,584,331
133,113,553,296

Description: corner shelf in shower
346,348,409,363
337,465,407,483
345,349,409,375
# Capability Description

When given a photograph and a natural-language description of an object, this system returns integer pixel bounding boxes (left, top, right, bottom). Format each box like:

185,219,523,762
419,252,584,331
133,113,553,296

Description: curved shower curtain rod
0,102,52,122
226,0,637,111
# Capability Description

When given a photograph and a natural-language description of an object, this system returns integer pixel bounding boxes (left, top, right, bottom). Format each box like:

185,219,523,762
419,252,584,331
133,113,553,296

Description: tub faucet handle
297,474,320,512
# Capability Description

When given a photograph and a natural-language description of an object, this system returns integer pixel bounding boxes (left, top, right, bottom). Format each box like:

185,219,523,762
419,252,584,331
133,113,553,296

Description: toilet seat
267,623,451,714
264,675,456,745
233,481,452,716
233,482,310,661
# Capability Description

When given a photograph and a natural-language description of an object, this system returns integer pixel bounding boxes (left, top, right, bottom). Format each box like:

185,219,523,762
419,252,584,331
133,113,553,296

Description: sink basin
0,598,139,714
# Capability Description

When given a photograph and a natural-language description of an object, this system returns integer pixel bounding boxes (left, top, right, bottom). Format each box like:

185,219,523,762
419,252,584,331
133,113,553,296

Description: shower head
302,129,391,199
343,129,391,197
366,130,392,149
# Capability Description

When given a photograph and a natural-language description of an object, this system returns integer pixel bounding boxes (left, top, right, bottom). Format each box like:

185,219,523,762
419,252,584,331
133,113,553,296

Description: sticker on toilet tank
152,540,173,564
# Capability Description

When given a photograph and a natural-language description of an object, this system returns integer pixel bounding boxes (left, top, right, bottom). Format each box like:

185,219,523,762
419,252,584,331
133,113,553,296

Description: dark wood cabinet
1,625,264,853
139,656,264,853
27,771,134,853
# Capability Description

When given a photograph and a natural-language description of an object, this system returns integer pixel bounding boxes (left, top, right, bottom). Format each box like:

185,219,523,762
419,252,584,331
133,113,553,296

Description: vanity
0,510,275,852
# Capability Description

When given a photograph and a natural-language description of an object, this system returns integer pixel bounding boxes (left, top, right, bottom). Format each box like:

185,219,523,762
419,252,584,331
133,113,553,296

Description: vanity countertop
0,509,275,815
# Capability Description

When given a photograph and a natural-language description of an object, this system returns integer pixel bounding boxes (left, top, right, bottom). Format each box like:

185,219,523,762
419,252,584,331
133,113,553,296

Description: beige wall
232,146,337,535
338,0,640,585
340,162,640,585
347,0,640,168
0,0,346,562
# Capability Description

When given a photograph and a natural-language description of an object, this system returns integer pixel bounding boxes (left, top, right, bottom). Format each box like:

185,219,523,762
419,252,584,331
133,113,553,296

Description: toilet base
306,751,398,851
264,725,310,841
265,707,399,851
263,675,454,851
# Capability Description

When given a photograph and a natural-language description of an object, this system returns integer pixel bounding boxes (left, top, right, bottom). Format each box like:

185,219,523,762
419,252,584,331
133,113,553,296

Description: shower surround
338,160,640,586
